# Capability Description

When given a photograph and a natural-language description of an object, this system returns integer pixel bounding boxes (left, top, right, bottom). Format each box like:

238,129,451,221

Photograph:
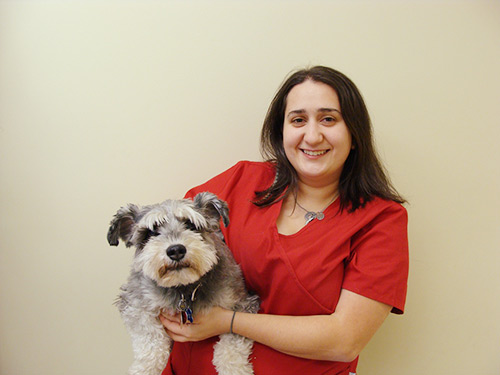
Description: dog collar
177,282,202,324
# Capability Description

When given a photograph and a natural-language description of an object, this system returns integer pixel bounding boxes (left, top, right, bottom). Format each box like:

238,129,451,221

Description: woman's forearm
231,312,356,361
231,290,391,362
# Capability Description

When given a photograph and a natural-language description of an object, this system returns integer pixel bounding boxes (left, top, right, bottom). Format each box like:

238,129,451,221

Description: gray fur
108,192,259,375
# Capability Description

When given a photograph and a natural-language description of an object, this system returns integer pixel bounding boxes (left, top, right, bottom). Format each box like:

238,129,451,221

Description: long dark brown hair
255,66,405,212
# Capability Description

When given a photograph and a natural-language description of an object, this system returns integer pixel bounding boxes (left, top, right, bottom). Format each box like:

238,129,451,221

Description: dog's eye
143,229,161,242
148,229,161,237
139,229,161,247
183,220,198,231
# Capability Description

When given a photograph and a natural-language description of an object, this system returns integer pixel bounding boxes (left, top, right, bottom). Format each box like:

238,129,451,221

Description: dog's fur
108,192,259,375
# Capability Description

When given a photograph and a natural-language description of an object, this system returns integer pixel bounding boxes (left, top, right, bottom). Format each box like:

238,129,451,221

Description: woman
160,66,409,374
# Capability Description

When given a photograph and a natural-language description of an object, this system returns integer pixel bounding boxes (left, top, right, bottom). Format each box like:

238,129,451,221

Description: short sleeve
183,161,274,201
342,202,409,314
183,162,243,200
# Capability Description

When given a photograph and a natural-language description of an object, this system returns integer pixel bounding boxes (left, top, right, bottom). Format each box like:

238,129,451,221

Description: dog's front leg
212,333,254,375
122,307,172,375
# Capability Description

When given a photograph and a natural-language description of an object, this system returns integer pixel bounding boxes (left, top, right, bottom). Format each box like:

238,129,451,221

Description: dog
107,192,259,375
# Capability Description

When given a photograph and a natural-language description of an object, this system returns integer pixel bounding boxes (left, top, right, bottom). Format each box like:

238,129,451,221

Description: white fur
213,334,255,375
121,305,172,375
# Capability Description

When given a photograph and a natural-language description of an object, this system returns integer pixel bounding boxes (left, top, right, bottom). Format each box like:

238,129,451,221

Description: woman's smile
301,149,330,157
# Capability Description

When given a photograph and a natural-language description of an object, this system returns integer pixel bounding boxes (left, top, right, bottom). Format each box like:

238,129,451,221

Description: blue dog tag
185,308,193,324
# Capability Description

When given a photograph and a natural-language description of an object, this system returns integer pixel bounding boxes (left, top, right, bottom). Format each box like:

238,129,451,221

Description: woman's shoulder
366,196,407,213
207,160,274,186
185,160,275,200
360,197,408,230
343,196,407,226
231,160,275,174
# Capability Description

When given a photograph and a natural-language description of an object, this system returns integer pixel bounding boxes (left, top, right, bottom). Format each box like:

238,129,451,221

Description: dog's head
107,192,229,288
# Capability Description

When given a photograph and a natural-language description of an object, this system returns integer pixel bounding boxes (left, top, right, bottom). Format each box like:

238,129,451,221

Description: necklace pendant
316,212,325,220
305,211,316,224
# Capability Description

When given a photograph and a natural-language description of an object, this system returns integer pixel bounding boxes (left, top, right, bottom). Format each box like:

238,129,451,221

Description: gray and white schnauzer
107,192,259,375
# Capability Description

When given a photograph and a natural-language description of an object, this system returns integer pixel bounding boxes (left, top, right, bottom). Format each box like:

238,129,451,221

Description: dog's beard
134,231,218,288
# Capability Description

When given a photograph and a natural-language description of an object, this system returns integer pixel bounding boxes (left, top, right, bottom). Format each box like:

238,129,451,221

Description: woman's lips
301,149,329,156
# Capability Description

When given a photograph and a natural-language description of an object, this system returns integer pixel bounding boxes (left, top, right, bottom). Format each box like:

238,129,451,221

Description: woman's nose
303,123,323,144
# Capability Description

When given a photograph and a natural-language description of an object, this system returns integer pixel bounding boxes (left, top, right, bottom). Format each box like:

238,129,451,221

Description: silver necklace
295,195,338,225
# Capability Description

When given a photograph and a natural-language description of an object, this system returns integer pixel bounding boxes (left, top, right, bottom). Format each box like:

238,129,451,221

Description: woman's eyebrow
286,109,306,118
318,107,342,114
286,108,342,118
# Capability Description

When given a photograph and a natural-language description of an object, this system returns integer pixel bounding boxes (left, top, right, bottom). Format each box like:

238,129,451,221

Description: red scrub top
162,161,408,375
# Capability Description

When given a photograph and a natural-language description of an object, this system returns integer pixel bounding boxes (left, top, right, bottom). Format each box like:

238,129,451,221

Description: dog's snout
166,244,187,261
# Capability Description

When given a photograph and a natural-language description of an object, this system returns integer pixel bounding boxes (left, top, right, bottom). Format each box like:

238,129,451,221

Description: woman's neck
277,180,339,236
294,180,339,212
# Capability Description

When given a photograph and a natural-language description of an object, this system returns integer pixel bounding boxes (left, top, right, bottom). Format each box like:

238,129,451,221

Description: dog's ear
193,192,230,228
107,204,140,247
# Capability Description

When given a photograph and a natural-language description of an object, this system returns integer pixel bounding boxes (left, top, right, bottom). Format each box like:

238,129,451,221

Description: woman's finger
159,313,181,330
159,314,195,341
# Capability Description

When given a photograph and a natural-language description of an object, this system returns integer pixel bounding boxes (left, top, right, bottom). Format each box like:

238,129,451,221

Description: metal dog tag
177,296,187,312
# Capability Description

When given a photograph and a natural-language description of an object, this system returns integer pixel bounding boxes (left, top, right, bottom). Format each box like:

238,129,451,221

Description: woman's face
283,79,352,188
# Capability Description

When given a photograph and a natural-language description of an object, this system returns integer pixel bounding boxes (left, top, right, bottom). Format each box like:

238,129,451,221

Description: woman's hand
159,306,233,343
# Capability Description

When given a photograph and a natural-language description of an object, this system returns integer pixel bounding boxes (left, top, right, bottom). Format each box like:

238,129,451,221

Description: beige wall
1,1,499,374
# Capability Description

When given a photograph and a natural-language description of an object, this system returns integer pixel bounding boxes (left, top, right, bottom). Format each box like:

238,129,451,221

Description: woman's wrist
230,311,237,334
214,307,236,335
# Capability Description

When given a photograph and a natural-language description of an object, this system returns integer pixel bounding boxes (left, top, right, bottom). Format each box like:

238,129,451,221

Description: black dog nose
166,244,187,261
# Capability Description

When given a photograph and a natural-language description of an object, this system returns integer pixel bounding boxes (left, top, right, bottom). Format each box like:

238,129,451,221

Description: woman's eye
322,116,336,124
291,118,306,126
